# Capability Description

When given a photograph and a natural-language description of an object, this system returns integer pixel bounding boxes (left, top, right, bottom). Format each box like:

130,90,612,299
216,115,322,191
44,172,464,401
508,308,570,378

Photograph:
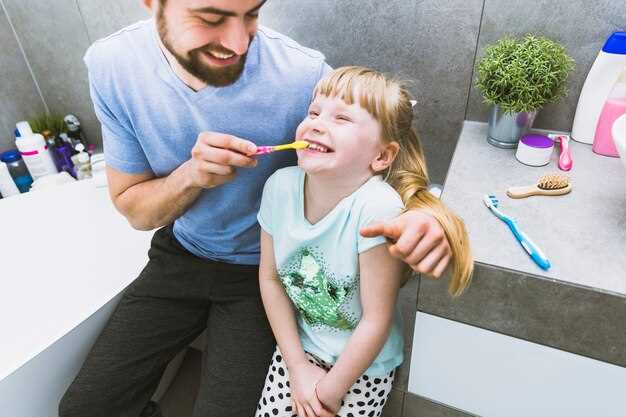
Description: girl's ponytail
388,128,473,296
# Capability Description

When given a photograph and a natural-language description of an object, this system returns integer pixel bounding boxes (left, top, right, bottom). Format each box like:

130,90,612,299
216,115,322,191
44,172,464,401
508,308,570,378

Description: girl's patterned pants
256,347,395,417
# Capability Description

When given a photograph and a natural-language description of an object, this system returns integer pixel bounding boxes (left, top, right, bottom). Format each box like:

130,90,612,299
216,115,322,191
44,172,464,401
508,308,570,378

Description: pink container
593,68,626,157
593,98,626,156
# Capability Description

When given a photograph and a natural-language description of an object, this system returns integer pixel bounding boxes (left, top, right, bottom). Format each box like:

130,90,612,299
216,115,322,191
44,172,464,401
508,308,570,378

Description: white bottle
612,113,626,161
15,132,58,179
74,143,92,180
571,32,626,144
0,161,20,197
16,120,33,137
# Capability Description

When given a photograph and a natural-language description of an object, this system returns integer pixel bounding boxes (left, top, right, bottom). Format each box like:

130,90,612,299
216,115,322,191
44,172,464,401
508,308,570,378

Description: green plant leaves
476,34,575,114
29,113,67,135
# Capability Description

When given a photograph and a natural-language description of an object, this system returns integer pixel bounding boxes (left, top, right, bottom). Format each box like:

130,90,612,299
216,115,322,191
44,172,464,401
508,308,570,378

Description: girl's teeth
309,143,328,152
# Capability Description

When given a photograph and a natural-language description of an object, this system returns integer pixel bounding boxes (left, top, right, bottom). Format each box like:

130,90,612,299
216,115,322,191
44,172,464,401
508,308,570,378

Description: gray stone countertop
441,121,626,297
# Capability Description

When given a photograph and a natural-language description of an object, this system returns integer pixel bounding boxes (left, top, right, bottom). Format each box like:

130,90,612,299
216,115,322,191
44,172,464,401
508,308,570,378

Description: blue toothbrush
482,194,551,270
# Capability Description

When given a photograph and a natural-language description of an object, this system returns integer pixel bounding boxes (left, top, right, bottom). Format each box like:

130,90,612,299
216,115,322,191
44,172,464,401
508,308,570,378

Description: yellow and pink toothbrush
255,140,309,155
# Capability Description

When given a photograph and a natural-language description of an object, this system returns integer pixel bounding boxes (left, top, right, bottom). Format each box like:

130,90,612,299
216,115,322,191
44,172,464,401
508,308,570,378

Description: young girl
255,66,473,417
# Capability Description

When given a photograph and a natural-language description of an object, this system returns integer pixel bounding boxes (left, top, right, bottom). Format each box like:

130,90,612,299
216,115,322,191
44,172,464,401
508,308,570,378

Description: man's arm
107,163,198,231
360,195,473,296
108,132,257,230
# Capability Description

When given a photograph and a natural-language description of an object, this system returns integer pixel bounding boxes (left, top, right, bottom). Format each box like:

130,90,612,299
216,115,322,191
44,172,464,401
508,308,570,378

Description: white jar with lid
515,134,554,166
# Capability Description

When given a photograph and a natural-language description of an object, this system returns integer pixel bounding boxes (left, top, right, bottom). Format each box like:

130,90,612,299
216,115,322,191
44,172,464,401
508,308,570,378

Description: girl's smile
295,94,382,179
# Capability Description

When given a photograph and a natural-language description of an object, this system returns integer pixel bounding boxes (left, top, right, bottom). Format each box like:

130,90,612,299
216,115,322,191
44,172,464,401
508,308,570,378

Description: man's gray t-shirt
84,20,329,264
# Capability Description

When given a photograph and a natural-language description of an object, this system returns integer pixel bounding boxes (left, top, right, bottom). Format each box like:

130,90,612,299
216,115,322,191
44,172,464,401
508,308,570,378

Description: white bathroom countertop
0,179,153,381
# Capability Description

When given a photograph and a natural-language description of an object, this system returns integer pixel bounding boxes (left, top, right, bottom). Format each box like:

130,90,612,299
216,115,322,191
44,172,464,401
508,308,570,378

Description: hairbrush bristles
537,173,569,190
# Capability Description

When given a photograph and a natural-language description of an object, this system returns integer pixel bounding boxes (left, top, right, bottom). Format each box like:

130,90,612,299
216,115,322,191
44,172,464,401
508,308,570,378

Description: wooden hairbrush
506,173,572,199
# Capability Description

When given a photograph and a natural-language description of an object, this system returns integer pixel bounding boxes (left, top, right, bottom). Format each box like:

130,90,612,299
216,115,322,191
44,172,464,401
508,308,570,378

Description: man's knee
59,376,162,417
58,381,114,417
58,385,86,417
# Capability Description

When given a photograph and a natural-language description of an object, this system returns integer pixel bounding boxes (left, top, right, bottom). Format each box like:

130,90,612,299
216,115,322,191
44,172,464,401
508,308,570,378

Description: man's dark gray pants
58,226,276,417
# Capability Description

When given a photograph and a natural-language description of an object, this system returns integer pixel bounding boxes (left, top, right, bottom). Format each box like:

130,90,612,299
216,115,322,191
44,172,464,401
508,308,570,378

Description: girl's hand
314,376,344,414
289,361,329,417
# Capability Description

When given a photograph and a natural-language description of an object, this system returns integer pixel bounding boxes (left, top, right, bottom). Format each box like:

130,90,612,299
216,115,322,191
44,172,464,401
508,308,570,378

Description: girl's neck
303,170,375,224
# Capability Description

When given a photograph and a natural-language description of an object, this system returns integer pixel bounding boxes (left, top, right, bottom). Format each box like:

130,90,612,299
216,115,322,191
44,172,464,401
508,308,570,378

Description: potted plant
29,113,67,138
476,34,575,148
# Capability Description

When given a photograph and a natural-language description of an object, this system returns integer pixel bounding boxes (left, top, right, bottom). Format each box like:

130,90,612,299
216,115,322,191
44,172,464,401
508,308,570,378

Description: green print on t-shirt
279,248,357,331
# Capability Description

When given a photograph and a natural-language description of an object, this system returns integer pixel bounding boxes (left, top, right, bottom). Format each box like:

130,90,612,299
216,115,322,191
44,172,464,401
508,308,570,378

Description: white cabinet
409,313,626,416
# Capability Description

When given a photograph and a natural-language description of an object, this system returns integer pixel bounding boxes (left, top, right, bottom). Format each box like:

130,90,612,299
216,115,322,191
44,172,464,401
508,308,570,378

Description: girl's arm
315,243,406,410
260,229,332,417
259,229,309,369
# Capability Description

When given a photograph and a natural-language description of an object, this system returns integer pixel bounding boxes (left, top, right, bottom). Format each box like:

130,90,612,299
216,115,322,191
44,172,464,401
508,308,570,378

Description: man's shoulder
84,20,153,83
256,26,328,85
257,26,325,62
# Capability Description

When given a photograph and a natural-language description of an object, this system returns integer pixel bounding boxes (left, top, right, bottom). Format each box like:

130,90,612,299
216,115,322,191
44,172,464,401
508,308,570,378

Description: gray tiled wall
261,0,483,183
0,3,45,148
1,0,96,152
465,0,626,132
76,0,149,42
0,1,624,183
0,0,147,155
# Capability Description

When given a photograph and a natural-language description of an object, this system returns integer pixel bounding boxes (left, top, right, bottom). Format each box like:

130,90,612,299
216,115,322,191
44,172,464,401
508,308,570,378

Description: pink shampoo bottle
593,67,626,157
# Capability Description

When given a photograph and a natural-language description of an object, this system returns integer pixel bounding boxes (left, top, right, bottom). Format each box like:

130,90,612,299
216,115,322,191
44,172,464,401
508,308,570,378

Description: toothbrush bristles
487,194,499,207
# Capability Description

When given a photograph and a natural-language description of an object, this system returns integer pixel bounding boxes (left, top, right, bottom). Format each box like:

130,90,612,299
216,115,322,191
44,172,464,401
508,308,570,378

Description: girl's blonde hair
314,66,473,296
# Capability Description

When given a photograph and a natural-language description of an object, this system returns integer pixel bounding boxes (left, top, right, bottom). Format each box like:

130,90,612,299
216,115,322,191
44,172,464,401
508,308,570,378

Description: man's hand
184,131,258,189
360,210,451,278
106,131,259,231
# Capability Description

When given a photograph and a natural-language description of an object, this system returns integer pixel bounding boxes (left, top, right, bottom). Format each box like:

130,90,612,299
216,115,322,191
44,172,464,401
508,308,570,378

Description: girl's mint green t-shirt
258,166,405,376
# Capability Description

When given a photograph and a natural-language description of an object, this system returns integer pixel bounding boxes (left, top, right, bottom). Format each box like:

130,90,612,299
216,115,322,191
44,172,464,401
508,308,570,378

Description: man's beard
157,13,249,87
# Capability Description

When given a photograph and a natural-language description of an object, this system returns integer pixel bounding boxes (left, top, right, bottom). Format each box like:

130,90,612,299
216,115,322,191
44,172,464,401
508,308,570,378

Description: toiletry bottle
15,122,59,179
613,113,626,159
64,114,87,148
16,120,33,138
42,129,64,172
53,135,76,177
74,143,92,180
0,161,20,197
42,129,55,147
571,32,626,144
60,132,77,154
0,150,33,193
593,67,626,157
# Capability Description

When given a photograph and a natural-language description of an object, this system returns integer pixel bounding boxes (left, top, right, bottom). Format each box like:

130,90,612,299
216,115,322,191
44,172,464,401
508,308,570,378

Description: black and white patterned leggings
256,347,395,417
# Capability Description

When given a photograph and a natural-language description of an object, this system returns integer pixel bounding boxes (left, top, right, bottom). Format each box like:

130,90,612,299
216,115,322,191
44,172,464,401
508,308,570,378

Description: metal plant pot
487,105,538,148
